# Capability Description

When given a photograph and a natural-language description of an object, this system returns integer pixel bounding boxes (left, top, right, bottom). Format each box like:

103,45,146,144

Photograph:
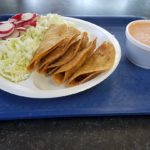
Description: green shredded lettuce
0,14,74,82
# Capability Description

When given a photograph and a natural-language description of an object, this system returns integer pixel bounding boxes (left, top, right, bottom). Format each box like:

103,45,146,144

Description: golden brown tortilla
27,38,67,71
47,32,89,69
47,40,80,69
79,32,89,50
52,38,96,84
66,42,115,87
37,41,68,73
27,24,80,71
47,67,59,75
37,33,79,73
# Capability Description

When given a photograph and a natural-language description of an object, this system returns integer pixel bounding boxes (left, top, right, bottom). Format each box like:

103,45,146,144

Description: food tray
0,15,149,120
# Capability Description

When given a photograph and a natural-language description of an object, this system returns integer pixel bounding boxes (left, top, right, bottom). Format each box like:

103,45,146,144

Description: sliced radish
0,22,15,34
0,13,39,40
3,30,20,39
9,18,18,23
15,21,26,27
0,28,14,38
19,20,37,28
0,21,8,24
21,13,36,22
27,20,37,27
11,13,22,20
11,13,38,27
16,27,26,32
32,15,40,22
13,20,24,26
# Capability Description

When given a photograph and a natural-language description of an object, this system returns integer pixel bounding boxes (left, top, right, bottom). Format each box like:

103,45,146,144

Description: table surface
0,0,150,150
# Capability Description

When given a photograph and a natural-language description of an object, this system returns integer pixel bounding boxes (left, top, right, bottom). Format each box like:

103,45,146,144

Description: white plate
0,17,121,98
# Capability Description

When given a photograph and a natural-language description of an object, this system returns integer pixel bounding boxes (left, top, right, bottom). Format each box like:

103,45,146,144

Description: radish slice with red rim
0,21,10,24
11,13,22,20
20,20,37,28
0,22,15,34
0,28,15,38
9,18,18,23
3,30,20,39
14,19,37,27
26,20,37,27
21,13,36,22
0,13,39,39
15,21,28,27
16,27,26,32
30,21,37,27
32,15,40,22
13,20,25,26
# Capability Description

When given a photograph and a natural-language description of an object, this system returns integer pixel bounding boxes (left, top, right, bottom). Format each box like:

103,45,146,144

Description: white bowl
125,20,150,69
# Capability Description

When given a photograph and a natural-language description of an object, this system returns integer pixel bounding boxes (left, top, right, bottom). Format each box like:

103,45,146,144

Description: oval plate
0,16,121,98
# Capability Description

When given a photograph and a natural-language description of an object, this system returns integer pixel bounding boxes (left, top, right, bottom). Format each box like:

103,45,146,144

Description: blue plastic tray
0,15,150,120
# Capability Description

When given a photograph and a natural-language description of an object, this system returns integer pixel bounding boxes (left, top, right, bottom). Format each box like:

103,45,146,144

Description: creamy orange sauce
129,21,150,46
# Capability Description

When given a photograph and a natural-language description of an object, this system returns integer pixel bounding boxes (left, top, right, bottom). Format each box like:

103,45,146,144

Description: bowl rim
125,20,150,51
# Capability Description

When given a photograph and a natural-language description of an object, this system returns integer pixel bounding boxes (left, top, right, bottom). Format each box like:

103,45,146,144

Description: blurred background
0,0,150,18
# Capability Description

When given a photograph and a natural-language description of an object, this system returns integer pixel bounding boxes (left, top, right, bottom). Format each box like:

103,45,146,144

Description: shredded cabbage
0,14,74,82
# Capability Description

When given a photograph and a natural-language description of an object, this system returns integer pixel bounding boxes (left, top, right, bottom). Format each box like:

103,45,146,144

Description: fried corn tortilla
44,40,81,76
27,24,80,71
66,42,115,86
37,41,67,73
52,38,96,84
47,32,89,70
37,33,79,73
79,32,89,50
46,33,88,76
47,40,81,69
47,67,59,75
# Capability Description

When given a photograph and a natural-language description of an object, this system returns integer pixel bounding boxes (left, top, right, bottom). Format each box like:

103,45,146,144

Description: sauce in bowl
129,21,150,47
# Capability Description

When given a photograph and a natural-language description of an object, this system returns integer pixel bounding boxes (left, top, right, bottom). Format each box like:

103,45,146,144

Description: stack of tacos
28,24,115,87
